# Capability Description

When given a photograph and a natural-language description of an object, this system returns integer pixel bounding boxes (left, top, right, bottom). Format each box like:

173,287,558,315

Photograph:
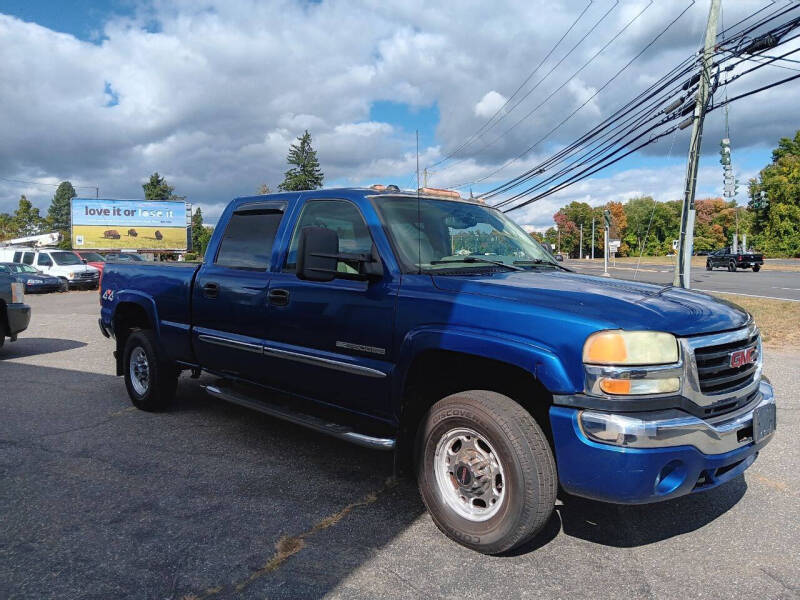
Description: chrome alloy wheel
433,427,505,522
129,346,150,396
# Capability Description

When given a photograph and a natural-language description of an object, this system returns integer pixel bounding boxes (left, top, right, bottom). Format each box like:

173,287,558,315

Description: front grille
694,332,759,395
77,271,98,279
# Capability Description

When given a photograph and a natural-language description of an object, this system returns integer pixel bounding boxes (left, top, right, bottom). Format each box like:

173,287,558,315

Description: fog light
599,377,680,395
655,460,687,495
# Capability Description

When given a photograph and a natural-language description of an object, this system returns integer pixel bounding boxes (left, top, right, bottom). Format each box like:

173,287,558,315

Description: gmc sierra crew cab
99,187,776,554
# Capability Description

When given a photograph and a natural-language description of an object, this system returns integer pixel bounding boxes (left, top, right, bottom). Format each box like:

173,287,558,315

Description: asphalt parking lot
2,291,799,600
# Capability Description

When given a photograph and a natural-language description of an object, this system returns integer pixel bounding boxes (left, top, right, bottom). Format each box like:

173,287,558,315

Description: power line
435,0,647,184
426,0,595,170
478,3,800,214
468,1,695,195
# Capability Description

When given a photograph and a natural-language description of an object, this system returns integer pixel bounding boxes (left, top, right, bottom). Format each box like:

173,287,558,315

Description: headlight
11,282,25,303
583,330,678,365
68,272,76,279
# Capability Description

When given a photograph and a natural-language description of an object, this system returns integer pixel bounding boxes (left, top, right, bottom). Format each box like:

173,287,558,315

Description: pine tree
13,195,44,236
278,130,324,191
47,181,76,248
143,172,175,200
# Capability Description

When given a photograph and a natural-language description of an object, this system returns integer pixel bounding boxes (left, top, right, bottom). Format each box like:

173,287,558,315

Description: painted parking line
773,287,800,291
697,289,800,302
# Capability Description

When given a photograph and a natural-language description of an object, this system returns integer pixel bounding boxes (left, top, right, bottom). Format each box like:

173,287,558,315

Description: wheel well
397,350,554,470
113,302,152,374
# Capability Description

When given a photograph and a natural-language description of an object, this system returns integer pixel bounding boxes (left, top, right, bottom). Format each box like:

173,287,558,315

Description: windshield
114,253,143,261
80,252,105,262
374,196,557,273
50,251,82,266
15,264,39,273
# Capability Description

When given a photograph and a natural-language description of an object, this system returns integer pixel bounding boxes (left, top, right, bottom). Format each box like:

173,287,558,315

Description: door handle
202,282,219,299
268,288,290,306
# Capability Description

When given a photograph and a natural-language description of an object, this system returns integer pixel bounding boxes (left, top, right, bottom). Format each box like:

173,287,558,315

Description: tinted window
13,252,22,262
285,200,372,271
215,209,284,270
0,265,9,273
37,254,53,266
23,252,34,265
80,252,105,262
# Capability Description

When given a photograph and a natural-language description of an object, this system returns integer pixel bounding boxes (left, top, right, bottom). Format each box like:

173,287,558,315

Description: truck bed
100,261,201,363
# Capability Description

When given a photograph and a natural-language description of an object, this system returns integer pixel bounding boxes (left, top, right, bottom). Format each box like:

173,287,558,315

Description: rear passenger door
192,200,287,382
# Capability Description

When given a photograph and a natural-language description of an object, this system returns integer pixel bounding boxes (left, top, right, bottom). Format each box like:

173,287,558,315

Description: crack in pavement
183,477,397,599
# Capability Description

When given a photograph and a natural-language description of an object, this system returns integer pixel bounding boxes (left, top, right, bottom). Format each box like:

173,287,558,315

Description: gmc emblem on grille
729,347,756,369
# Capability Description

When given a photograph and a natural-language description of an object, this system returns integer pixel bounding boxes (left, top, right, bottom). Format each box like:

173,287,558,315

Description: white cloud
0,0,795,227
474,91,507,118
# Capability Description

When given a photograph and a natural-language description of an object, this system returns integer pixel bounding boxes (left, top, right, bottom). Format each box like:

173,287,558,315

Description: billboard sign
71,198,189,250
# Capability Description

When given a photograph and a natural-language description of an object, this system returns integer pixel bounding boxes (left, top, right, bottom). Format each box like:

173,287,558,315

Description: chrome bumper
578,379,775,455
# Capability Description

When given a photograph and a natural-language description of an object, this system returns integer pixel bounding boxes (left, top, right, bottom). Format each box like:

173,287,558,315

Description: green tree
47,181,76,248
278,130,324,192
143,172,175,200
0,212,17,240
13,195,44,236
747,130,800,256
190,207,212,255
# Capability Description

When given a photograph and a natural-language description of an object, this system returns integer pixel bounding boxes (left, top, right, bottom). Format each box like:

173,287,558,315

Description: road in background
1,292,798,599
566,259,800,301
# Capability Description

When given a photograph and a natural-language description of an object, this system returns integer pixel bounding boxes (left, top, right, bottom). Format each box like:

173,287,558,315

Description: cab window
285,199,372,273
37,254,53,267
22,252,34,265
215,204,286,270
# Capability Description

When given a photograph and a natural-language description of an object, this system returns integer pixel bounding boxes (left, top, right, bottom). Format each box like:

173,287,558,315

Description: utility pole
602,209,611,277
674,0,720,288
591,216,595,260
557,227,561,254
579,223,583,260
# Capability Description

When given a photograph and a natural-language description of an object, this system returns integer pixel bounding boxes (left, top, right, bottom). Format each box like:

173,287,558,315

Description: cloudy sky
1,0,798,230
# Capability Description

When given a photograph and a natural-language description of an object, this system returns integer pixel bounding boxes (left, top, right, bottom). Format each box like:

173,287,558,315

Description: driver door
264,198,398,418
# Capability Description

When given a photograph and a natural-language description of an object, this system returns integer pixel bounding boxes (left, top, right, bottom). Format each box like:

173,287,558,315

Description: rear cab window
214,202,287,270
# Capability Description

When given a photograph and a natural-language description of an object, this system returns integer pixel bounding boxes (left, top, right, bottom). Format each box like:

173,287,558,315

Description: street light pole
591,217,595,260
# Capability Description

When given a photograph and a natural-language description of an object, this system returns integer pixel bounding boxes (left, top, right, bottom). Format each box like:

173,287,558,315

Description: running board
202,384,395,451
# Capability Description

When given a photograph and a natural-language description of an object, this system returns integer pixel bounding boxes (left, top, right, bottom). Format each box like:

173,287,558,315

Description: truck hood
432,271,749,336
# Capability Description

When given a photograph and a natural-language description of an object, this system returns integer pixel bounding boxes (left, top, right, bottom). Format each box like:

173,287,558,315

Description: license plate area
753,403,776,443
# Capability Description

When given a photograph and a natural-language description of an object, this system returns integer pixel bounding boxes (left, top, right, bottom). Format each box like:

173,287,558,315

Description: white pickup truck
0,248,100,290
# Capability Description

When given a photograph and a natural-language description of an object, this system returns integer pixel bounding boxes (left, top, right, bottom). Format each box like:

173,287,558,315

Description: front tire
706,261,712,271
123,330,178,411
753,264,761,272
416,391,556,554
728,260,737,272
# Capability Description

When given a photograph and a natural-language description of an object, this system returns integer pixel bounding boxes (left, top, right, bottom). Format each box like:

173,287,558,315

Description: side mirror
81,259,87,264
298,227,339,282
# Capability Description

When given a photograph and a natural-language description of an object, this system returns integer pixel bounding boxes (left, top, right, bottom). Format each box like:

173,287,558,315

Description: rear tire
123,330,178,411
416,391,556,554
753,264,761,272
728,261,737,272
706,261,712,271
0,320,6,348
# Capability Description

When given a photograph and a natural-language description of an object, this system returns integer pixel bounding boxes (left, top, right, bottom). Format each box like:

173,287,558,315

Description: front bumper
549,380,775,504
5,302,31,338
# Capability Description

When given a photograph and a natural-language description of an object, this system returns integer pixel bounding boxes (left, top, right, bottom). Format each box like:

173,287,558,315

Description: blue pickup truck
99,187,776,554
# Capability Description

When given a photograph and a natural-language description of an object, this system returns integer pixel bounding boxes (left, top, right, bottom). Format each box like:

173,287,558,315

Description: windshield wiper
431,257,524,272
513,259,572,272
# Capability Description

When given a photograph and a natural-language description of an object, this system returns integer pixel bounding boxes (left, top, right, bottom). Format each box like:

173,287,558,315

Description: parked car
100,187,775,554
706,247,764,272
0,248,100,290
0,262,63,293
0,266,30,349
74,251,106,275
103,252,145,263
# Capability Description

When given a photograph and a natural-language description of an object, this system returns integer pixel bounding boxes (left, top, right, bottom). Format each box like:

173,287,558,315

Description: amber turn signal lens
599,378,632,394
